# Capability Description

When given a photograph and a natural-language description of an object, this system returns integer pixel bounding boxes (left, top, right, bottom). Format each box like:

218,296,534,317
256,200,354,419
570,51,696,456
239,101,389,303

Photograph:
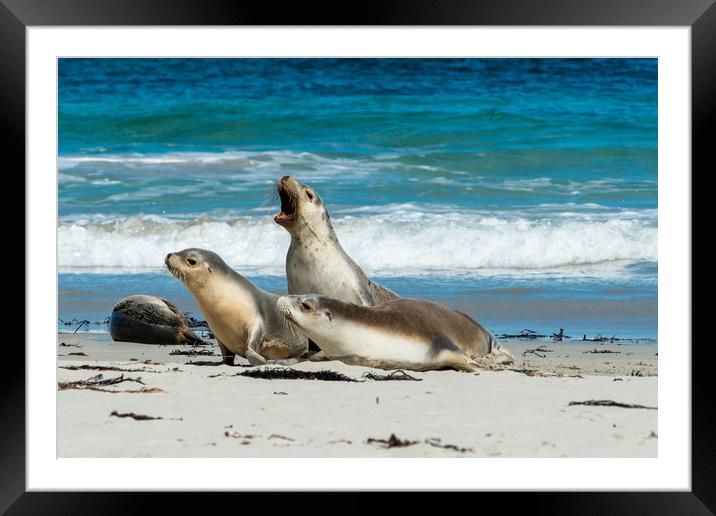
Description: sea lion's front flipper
217,339,236,366
245,326,268,366
246,347,267,366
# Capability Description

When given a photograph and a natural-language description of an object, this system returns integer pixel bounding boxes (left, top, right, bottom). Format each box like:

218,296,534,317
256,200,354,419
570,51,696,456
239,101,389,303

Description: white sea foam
499,177,653,194
58,211,657,276
58,150,387,176
58,151,658,187
58,172,87,184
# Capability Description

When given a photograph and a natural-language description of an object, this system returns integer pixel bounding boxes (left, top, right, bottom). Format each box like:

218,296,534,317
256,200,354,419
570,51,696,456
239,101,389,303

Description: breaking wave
58,210,657,277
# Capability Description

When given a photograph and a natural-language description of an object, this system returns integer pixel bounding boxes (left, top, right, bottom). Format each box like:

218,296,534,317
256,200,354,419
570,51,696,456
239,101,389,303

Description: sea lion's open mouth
274,183,298,225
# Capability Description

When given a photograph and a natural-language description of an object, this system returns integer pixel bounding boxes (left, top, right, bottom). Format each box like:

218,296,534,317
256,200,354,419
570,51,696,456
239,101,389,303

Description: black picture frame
6,0,709,512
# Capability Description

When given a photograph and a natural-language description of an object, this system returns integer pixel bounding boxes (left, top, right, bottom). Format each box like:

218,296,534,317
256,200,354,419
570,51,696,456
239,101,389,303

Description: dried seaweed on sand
237,367,360,382
367,434,418,448
568,399,656,410
362,370,422,381
169,348,217,357
110,410,181,421
58,374,145,390
60,364,158,373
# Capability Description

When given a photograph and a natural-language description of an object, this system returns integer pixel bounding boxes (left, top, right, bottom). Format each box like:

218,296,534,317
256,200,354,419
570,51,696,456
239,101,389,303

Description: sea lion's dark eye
187,258,197,266
325,311,332,321
306,191,314,201
301,302,311,311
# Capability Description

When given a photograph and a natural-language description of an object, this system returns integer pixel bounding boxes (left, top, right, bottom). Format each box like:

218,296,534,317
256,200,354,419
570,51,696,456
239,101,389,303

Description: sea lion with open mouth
277,294,513,372
274,176,398,307
166,248,308,365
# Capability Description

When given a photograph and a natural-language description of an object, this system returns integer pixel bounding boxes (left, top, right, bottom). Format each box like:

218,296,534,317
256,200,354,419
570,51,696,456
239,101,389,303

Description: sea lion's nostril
281,175,291,182
165,253,172,262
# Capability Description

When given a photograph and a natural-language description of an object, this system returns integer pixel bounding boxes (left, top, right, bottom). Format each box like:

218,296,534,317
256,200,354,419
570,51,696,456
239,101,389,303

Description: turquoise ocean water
58,58,657,339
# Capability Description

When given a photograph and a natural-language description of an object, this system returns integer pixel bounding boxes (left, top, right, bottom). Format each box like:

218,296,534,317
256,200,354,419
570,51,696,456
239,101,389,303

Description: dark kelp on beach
169,348,218,357
522,345,553,358
366,434,473,453
58,373,145,390
361,370,422,381
494,328,656,344
60,364,160,373
568,399,657,410
237,367,360,382
110,410,182,421
210,367,425,382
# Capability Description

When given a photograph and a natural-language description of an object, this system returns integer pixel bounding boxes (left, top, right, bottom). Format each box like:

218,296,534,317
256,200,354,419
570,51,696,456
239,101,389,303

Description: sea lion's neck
190,274,259,324
292,218,339,248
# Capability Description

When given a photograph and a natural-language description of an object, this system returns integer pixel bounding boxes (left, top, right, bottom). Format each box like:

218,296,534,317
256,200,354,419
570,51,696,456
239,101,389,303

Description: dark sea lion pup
274,176,398,307
166,248,308,365
277,295,514,372
109,294,208,345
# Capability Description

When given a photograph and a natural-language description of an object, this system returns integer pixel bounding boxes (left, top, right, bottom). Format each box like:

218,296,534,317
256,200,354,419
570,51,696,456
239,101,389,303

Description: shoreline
57,333,657,457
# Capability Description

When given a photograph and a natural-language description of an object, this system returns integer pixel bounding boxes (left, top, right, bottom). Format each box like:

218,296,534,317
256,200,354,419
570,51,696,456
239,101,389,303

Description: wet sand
57,333,658,458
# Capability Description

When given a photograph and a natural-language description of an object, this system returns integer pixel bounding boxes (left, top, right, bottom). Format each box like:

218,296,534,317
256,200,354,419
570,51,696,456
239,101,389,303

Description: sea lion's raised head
274,176,332,237
165,248,231,290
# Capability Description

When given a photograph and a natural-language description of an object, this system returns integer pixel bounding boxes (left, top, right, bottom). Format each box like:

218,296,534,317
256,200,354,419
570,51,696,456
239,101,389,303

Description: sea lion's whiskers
259,186,280,215
167,264,185,283
277,305,300,336
168,265,185,283
278,306,292,326
285,315,300,337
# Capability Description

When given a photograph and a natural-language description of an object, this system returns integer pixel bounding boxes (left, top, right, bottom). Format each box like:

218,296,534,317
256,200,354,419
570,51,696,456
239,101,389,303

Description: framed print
7,0,711,512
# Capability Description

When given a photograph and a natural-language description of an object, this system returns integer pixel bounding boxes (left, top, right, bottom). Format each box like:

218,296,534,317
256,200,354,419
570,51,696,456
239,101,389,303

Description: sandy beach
57,333,657,458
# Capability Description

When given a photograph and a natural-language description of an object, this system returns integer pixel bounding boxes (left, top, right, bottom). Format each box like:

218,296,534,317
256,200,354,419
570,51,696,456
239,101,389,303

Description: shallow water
59,270,657,340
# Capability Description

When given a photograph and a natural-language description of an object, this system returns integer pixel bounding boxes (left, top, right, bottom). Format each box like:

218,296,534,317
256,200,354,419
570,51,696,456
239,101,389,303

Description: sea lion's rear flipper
487,334,515,365
161,299,205,340
448,355,481,373
161,298,182,316
429,335,481,373
182,330,212,347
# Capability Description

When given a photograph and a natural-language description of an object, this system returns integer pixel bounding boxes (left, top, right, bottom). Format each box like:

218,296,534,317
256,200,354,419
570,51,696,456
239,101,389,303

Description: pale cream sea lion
166,248,308,365
109,294,207,345
274,176,398,307
277,294,513,372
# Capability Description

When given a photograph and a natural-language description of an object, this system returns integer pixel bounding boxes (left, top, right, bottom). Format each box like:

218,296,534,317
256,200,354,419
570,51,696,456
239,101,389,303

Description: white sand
57,333,658,457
